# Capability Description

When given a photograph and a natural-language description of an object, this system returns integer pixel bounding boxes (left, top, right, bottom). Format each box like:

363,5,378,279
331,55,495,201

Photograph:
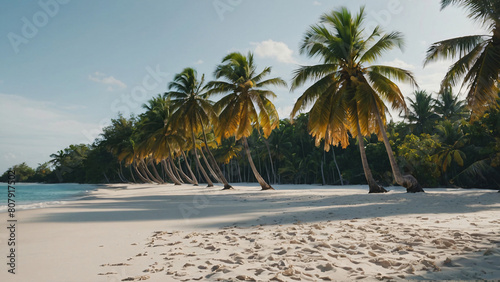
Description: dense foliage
1,97,499,189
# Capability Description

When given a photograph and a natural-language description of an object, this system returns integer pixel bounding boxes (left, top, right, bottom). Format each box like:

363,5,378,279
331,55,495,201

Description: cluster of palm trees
405,87,467,135
100,52,286,191
100,1,499,193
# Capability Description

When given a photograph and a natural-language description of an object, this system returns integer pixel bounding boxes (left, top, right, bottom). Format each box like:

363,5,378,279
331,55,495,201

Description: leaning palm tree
207,52,287,190
425,0,500,119
166,68,218,187
291,6,424,193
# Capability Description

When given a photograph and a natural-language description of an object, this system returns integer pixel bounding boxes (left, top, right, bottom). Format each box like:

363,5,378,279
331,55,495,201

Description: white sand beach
1,184,499,282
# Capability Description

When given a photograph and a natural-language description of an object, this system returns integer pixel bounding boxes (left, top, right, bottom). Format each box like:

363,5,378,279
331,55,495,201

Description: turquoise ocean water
0,183,99,212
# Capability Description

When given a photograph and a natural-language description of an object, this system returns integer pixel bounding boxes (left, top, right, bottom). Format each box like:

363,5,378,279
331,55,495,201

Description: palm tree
166,68,234,189
291,6,424,193
405,90,440,134
139,94,185,185
207,52,287,190
434,86,468,121
433,120,468,185
425,0,500,119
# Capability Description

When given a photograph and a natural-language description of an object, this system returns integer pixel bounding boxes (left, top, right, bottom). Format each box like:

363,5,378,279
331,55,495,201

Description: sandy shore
1,183,499,281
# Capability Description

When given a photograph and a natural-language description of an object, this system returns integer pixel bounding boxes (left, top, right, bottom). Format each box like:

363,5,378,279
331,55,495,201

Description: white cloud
89,72,127,91
313,1,322,6
252,40,298,64
194,59,204,65
381,58,416,70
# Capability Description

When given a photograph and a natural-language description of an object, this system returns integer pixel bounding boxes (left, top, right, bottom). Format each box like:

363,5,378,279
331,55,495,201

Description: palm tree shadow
27,186,500,229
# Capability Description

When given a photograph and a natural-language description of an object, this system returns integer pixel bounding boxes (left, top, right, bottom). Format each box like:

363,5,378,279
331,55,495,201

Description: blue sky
0,0,488,173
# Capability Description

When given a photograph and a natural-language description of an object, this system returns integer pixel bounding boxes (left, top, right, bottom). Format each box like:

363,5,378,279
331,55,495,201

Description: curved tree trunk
161,159,182,185
356,121,387,193
168,158,184,184
149,159,165,184
141,161,156,183
174,157,194,184
119,162,130,183
169,158,184,183
373,107,424,193
191,131,213,187
116,169,127,183
332,147,344,185
200,146,222,183
129,165,138,183
142,159,162,184
199,118,233,190
181,150,198,185
242,137,274,190
134,163,151,183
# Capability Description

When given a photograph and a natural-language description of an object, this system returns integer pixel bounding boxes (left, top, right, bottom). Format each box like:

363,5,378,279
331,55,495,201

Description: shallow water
0,182,99,212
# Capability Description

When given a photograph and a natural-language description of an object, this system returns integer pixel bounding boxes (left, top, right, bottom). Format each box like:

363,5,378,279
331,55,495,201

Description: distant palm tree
425,0,500,118
434,86,468,121
207,52,287,190
406,90,440,134
433,120,467,185
291,7,424,193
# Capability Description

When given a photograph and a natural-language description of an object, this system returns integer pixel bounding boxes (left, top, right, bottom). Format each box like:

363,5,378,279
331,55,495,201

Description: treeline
2,92,499,189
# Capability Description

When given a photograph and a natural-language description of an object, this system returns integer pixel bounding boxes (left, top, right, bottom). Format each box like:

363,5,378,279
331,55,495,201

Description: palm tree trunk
149,159,165,184
191,131,214,187
116,169,127,183
373,107,424,193
242,137,274,190
161,159,182,185
142,159,162,184
181,150,198,185
356,121,387,193
200,146,221,183
119,162,129,183
139,160,156,183
199,119,233,190
332,147,344,185
169,157,183,183
262,137,277,184
103,172,110,183
172,157,194,184
129,165,138,183
134,163,150,183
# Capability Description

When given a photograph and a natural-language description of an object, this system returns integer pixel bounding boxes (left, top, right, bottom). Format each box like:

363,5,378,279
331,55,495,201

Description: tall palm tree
405,90,440,134
207,52,287,190
291,6,424,193
166,68,219,187
425,0,500,119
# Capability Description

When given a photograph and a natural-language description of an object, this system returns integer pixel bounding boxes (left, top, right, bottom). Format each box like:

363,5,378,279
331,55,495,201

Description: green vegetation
1,3,499,191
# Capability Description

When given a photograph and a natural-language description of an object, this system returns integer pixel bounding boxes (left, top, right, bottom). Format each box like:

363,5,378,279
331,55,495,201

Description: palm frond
291,64,338,90
424,35,487,65
368,65,418,88
360,31,405,63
